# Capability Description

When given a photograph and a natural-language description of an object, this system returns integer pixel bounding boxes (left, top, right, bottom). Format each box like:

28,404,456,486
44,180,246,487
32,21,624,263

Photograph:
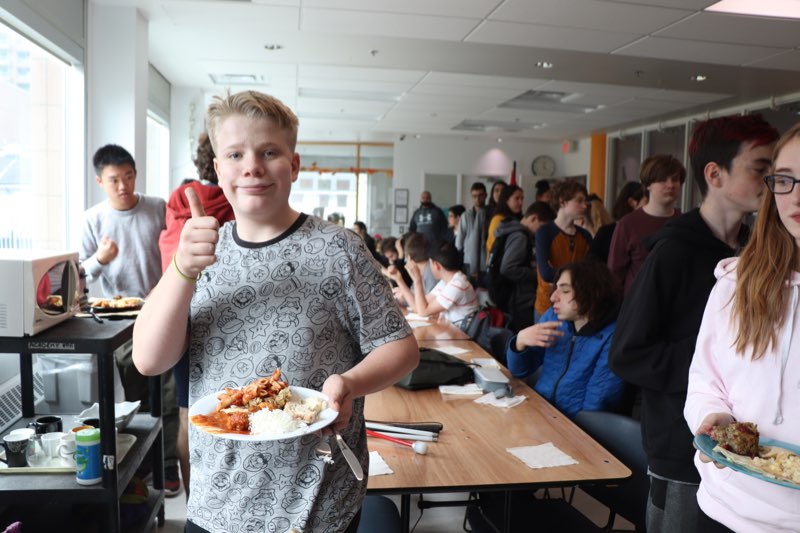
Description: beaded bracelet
173,254,199,284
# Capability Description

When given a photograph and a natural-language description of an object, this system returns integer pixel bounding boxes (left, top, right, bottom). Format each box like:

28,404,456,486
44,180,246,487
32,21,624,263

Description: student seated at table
390,233,437,306
505,260,624,418
388,242,478,329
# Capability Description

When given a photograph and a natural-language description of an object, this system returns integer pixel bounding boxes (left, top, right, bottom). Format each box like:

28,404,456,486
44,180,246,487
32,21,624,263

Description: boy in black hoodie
608,114,778,533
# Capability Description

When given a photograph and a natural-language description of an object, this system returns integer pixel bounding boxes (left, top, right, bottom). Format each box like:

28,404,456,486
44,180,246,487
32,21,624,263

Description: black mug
81,418,100,429
1,434,29,467
27,415,63,435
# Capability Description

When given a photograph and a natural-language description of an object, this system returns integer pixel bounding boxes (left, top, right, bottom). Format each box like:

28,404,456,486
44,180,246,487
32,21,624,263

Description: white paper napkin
405,313,430,321
439,383,483,395
474,392,526,408
473,357,500,368
506,443,578,469
369,451,394,476
407,320,430,329
434,345,471,356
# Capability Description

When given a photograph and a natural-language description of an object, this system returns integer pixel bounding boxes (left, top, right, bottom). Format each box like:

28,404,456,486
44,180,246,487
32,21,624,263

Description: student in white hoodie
685,122,800,533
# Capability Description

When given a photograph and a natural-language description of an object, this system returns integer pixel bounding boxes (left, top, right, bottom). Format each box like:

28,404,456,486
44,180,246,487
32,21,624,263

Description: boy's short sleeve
339,230,412,355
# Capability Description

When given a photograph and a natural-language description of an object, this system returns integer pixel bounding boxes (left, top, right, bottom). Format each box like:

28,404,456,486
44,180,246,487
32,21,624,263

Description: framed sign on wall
394,188,409,208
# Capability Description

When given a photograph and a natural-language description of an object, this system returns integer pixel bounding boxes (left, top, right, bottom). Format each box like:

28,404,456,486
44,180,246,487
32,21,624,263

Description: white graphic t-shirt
186,214,411,533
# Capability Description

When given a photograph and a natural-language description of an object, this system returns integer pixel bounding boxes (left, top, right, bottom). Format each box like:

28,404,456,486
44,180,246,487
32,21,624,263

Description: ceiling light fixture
706,0,800,19
497,137,503,143
535,61,554,69
415,134,422,139
209,73,265,86
691,75,708,82
263,44,284,51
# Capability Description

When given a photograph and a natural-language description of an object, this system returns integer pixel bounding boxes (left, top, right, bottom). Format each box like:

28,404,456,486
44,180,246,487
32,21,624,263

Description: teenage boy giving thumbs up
133,90,418,533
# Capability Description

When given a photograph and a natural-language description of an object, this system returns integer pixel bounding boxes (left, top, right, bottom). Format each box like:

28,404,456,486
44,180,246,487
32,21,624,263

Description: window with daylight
0,24,83,250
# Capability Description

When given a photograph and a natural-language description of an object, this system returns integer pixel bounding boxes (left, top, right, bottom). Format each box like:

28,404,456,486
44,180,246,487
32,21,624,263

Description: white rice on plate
248,396,327,436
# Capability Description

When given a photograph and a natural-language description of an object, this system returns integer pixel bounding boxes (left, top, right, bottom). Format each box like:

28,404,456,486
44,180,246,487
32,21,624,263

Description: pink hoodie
685,257,800,533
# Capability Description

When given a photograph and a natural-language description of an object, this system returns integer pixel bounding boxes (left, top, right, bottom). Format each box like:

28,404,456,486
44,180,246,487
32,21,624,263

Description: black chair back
574,410,648,532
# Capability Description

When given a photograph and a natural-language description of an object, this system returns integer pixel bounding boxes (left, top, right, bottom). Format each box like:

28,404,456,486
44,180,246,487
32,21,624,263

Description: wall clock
532,155,556,177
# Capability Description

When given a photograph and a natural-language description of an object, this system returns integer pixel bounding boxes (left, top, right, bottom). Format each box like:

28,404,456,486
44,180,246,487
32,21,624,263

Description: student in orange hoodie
157,131,234,497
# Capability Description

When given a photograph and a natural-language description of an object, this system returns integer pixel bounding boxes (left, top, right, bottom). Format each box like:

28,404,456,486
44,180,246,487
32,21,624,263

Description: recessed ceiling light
535,61,554,69
691,75,708,82
264,44,284,51
497,137,503,143
415,134,422,139
209,73,265,86
706,0,800,19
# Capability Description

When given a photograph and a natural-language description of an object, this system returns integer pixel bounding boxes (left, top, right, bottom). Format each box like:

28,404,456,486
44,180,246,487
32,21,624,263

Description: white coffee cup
41,431,66,458
58,433,76,461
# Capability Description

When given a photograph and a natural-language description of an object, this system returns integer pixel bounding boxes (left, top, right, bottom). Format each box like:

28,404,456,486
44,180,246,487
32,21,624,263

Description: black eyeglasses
765,174,800,195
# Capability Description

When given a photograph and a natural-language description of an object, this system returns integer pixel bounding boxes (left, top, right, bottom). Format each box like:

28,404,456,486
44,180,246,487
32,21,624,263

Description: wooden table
408,315,470,341
365,339,630,532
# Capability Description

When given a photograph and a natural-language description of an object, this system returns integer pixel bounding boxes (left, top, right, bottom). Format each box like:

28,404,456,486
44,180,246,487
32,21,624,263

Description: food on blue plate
715,443,800,485
710,421,759,457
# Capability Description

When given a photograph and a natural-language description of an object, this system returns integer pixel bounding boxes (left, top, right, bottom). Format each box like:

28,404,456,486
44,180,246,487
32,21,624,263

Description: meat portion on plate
710,421,760,457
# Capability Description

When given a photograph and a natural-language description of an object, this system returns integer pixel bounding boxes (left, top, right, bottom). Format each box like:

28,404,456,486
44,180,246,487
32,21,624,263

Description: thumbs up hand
175,187,220,278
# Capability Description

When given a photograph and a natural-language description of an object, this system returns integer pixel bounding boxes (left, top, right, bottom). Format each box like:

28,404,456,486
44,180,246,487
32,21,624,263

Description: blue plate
694,434,800,490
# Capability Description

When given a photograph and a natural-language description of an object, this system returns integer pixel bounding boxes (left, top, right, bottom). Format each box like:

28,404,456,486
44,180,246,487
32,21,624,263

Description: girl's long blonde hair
733,123,800,359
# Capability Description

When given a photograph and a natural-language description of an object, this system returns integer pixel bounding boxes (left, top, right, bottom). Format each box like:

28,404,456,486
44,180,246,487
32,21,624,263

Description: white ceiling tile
654,12,800,48
301,0,498,18
298,78,415,95
610,0,716,8
298,65,427,83
420,72,549,90
613,36,786,66
745,49,800,71
492,0,693,34
411,83,524,99
467,20,641,53
477,107,582,124
642,88,730,104
296,98,395,116
163,2,299,30
301,8,479,41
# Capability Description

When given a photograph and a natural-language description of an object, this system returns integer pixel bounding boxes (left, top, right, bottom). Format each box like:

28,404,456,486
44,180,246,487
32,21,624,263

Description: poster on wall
394,206,408,224
394,188,409,208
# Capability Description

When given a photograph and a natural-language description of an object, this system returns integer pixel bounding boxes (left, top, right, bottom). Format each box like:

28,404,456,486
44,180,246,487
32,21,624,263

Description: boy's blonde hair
207,90,299,153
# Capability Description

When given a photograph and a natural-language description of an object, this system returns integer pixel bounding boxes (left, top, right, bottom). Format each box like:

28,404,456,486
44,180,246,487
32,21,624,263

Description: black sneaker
164,465,182,498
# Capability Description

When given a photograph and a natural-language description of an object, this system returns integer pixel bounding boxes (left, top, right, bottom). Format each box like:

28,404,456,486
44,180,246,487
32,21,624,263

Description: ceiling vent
499,90,596,114
209,73,266,86
452,119,545,133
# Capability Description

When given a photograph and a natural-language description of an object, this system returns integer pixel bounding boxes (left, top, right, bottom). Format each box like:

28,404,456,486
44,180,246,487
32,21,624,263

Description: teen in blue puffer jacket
506,260,624,419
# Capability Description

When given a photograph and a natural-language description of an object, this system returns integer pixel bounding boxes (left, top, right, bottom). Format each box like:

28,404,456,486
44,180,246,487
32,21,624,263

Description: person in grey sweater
456,182,487,279
80,144,182,496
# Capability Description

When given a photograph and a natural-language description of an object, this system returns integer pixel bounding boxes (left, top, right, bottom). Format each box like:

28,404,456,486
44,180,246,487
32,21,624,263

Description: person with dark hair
409,190,449,247
388,242,478,328
506,260,624,418
608,154,686,295
158,131,235,496
490,199,554,331
379,236,412,286
81,143,184,495
609,113,779,533
485,184,523,259
457,182,488,279
535,179,551,203
389,233,437,307
588,182,644,264
447,204,466,246
351,220,385,265
486,180,507,224
534,180,592,319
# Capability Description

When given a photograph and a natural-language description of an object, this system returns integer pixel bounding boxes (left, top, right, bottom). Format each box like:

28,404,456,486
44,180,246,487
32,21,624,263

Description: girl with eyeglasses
685,122,800,532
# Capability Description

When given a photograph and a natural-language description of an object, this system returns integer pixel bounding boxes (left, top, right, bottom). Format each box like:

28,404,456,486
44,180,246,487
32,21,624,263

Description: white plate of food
89,296,145,313
188,371,338,442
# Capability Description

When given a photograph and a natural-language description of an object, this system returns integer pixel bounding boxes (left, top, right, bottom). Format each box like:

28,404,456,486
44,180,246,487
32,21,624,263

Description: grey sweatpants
646,475,700,533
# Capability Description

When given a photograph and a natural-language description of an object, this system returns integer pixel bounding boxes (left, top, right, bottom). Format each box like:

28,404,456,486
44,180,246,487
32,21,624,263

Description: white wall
391,134,591,234
86,3,148,207
169,86,207,189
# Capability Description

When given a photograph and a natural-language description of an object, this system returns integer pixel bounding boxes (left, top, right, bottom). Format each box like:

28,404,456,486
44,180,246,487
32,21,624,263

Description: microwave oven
0,249,81,336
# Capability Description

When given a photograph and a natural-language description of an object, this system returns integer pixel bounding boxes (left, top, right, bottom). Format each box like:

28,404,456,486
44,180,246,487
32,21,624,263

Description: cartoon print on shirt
186,216,412,533
232,286,256,309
